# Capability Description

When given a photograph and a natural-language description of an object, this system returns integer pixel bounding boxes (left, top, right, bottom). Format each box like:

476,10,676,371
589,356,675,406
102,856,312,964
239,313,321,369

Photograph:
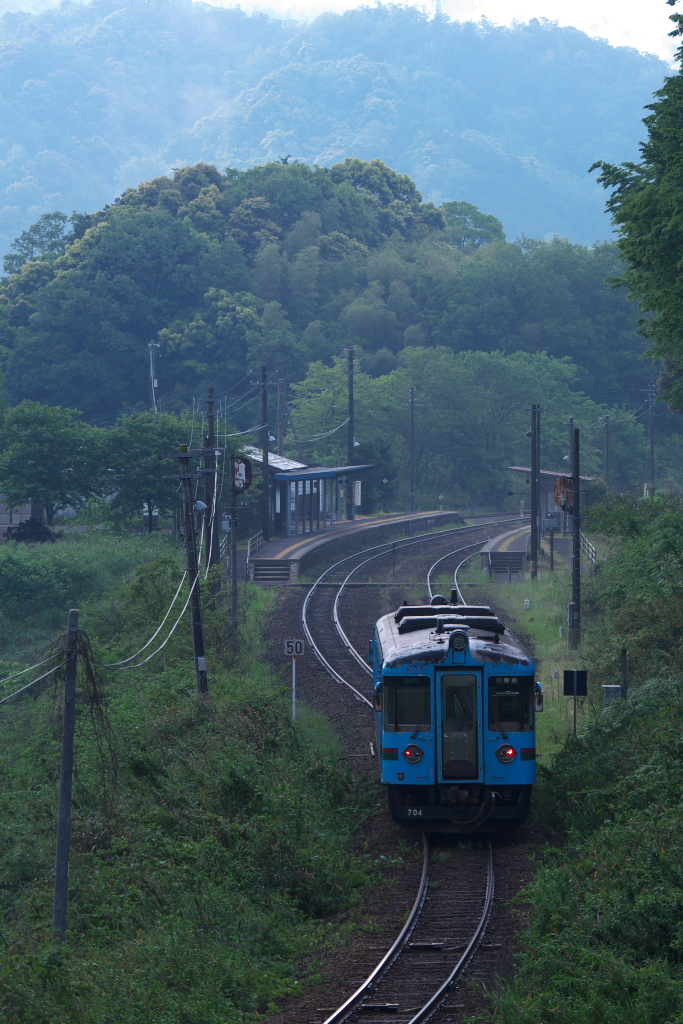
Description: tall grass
0,540,380,1023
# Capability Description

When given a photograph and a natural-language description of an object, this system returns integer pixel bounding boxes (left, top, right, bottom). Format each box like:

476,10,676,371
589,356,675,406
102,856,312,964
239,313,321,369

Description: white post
292,655,296,721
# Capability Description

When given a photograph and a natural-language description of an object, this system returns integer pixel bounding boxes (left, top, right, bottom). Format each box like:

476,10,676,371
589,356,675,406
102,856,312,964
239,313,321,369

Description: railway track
299,517,518,1024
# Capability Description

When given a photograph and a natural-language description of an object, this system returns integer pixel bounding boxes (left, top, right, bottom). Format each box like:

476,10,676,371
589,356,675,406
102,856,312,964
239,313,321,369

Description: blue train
371,593,542,833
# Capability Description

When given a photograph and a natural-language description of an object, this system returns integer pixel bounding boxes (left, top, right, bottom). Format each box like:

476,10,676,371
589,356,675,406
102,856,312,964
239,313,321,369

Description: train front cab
378,666,539,832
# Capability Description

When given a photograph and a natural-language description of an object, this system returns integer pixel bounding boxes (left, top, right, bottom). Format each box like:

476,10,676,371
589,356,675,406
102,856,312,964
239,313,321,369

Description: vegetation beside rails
465,495,683,1023
0,541,380,1023
480,677,683,1024
0,529,183,674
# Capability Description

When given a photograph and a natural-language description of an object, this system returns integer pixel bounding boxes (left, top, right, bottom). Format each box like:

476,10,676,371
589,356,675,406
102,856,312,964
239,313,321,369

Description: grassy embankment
0,529,385,1023
458,507,683,1023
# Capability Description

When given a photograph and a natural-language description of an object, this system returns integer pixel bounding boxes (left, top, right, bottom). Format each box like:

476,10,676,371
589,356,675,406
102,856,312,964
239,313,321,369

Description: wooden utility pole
347,346,355,521
179,445,209,694
530,406,538,579
261,366,270,541
204,387,220,568
53,608,79,941
648,384,656,496
570,427,581,649
604,415,610,487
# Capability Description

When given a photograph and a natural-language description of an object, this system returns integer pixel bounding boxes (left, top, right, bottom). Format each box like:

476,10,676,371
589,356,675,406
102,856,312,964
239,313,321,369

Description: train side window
383,676,431,732
488,676,534,732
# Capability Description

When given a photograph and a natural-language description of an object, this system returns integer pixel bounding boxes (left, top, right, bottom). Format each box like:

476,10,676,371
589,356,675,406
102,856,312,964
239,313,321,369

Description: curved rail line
299,519,512,1024
301,516,521,708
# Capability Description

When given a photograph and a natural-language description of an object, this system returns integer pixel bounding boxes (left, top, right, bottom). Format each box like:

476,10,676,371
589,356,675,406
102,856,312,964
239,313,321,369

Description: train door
438,672,482,781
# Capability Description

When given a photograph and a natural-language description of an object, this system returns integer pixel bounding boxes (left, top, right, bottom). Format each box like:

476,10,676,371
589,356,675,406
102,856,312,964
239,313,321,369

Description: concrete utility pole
261,366,270,541
648,384,656,496
347,346,355,521
53,608,79,941
230,453,238,655
148,341,159,415
535,403,541,554
179,445,209,694
410,387,416,514
204,387,220,569
604,415,610,487
530,405,538,579
570,426,581,650
277,378,284,457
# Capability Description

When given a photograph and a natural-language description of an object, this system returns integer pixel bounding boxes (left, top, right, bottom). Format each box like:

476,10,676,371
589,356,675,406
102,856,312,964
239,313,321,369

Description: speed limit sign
284,639,304,657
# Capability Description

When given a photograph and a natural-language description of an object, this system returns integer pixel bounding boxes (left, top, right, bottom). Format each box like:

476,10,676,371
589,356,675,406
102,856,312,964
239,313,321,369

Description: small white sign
284,639,304,657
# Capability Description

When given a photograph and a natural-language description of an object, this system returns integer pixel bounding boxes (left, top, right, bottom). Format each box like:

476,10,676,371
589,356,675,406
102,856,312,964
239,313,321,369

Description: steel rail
426,541,486,600
322,833,431,1024
407,841,494,1024
302,517,521,706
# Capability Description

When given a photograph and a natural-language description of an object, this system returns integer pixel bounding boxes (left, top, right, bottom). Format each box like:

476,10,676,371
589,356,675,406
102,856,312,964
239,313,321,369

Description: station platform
480,524,530,579
250,510,464,584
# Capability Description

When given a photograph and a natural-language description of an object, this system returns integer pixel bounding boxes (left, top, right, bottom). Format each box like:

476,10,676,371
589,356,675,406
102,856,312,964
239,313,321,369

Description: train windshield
383,676,431,732
488,676,534,732
441,674,479,780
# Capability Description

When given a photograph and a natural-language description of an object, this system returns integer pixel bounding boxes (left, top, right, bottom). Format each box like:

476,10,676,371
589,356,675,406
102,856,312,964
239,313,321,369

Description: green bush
487,678,683,1024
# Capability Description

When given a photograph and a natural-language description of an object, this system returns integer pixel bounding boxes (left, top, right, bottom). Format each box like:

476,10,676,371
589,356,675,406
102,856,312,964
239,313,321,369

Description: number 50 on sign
284,639,304,657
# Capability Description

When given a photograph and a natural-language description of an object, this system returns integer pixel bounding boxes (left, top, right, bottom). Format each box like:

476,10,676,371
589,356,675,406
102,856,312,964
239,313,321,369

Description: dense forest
0,156,679,510
0,0,669,254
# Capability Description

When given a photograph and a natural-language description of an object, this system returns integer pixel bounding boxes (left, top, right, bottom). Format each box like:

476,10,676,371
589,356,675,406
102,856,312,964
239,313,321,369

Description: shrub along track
264,519,537,1024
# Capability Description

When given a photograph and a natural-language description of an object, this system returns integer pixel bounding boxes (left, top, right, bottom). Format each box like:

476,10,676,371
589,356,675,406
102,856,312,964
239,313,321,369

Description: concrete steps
251,558,296,584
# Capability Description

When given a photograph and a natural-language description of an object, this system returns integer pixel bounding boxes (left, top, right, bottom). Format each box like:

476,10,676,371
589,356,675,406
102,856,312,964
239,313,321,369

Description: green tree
440,201,505,251
3,212,70,276
591,2,683,409
106,412,191,528
0,402,104,523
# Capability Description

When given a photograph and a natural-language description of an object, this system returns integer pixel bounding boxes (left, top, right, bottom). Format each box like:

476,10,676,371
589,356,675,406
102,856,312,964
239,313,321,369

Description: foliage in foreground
485,677,683,1024
582,493,683,687
0,561,377,1023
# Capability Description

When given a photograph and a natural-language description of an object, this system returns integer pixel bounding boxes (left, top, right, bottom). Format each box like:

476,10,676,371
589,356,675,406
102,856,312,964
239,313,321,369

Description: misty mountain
0,0,669,256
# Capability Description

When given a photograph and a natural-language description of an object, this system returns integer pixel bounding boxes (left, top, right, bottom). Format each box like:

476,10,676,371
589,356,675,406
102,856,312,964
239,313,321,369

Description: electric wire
0,662,65,707
0,653,61,689
296,417,349,441
114,576,198,671
105,571,189,668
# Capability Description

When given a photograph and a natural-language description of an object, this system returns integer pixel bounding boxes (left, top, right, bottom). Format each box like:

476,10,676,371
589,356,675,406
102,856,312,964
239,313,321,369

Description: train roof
376,605,532,671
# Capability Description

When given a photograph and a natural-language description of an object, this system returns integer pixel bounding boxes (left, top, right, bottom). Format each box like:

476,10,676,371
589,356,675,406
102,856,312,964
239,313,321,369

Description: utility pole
649,384,656,496
570,427,581,650
277,378,284,457
179,444,209,694
604,416,610,487
230,453,238,655
410,387,416,514
203,387,220,569
53,608,79,941
148,341,159,415
347,346,355,521
530,405,538,579
536,403,542,557
261,366,270,540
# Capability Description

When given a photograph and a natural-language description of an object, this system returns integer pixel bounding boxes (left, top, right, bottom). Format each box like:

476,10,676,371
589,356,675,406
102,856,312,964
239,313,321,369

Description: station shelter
244,447,374,538
507,466,594,529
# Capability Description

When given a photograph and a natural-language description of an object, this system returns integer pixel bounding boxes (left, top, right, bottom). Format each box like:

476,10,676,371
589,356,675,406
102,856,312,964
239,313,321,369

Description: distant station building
244,447,374,538
507,466,594,524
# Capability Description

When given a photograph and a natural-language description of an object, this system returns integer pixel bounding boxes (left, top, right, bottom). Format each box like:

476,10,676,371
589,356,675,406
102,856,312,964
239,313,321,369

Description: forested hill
0,159,650,425
0,1,669,254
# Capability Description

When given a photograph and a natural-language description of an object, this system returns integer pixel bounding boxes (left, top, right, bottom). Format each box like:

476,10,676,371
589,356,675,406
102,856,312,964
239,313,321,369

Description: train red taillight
495,744,517,764
403,744,424,764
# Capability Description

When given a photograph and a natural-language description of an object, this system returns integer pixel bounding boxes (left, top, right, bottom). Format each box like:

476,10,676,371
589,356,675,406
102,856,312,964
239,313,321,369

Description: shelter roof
508,465,594,482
